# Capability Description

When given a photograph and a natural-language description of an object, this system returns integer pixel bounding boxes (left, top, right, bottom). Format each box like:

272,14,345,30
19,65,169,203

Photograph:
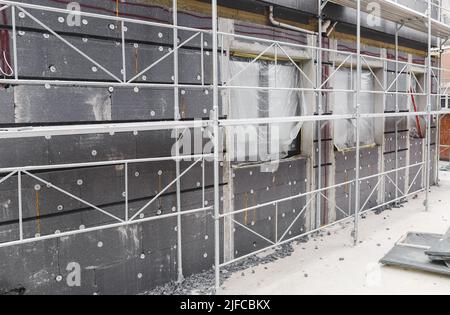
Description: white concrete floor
220,170,450,295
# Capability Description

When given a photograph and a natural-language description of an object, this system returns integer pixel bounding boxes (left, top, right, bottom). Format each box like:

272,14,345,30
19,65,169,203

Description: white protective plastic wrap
268,63,305,157
333,69,376,150
228,59,304,161
229,60,260,161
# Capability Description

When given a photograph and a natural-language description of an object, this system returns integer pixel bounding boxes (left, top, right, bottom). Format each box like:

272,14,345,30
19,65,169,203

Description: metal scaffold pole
395,24,400,208
436,1,442,186
434,35,444,186
212,0,221,294
317,0,323,230
173,0,184,284
436,41,442,186
354,0,362,245
425,0,432,212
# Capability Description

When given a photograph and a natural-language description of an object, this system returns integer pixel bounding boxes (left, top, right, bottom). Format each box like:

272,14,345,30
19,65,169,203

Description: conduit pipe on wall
269,6,318,35
327,21,338,37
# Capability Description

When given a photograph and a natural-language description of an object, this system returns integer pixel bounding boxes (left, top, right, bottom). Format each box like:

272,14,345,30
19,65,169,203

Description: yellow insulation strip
230,51,303,63
336,143,377,153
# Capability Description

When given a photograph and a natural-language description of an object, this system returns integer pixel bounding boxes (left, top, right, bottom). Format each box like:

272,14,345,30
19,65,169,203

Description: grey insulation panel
0,127,219,168
0,226,173,294
335,185,379,220
431,144,437,186
385,117,408,133
135,129,218,159
0,160,223,224
232,157,308,194
426,228,450,257
233,198,307,256
384,132,408,153
335,147,379,180
0,240,61,295
427,255,450,264
384,151,407,203
0,137,50,167
384,150,407,171
0,88,14,124
335,147,379,219
0,187,221,294
5,85,216,124
5,0,213,49
385,94,409,112
0,186,219,239
409,138,424,192
232,157,308,256
0,134,135,168
334,173,379,199
15,31,121,80
403,232,443,247
13,30,213,84
48,133,137,165
234,209,306,256
111,87,219,121
380,232,450,277
14,86,112,123
234,183,307,223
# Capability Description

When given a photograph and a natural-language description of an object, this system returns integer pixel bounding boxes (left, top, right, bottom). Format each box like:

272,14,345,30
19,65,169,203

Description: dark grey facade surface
335,147,380,220
0,0,224,295
232,157,308,256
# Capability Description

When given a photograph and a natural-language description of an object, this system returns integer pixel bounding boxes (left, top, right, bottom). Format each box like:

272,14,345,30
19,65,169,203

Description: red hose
410,88,424,138
0,9,10,82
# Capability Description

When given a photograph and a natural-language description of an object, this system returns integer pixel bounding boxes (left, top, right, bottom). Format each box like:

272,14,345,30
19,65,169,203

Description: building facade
0,0,446,294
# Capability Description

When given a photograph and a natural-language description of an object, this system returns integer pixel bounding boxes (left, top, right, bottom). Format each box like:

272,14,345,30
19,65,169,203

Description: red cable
0,9,10,82
410,88,424,138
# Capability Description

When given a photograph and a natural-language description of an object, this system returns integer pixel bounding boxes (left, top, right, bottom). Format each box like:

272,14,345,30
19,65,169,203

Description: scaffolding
0,0,449,293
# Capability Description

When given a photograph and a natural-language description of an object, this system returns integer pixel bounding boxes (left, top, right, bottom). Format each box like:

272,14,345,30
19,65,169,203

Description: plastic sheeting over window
228,59,304,161
333,69,376,151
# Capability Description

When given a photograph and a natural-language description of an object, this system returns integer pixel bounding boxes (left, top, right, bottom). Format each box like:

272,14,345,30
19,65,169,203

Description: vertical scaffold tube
212,0,221,294
354,0,362,245
425,0,432,212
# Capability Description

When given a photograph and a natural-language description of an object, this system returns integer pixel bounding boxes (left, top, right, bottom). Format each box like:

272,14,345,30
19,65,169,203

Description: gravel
144,238,307,295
